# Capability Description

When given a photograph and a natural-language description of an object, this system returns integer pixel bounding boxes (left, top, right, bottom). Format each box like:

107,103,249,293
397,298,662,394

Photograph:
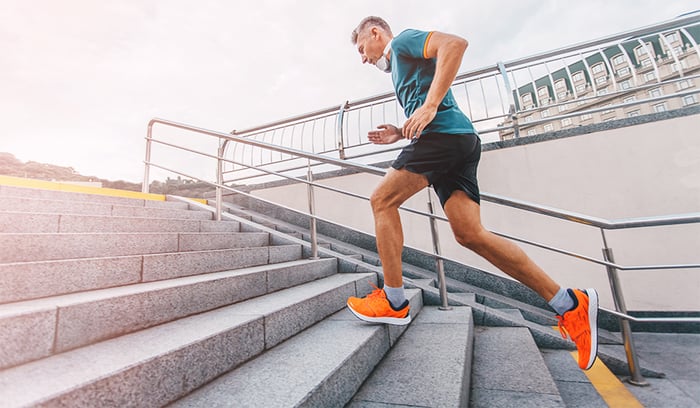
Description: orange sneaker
557,288,599,370
347,285,411,326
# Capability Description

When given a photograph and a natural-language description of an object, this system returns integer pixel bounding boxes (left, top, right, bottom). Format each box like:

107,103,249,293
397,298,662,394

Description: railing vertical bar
600,229,648,386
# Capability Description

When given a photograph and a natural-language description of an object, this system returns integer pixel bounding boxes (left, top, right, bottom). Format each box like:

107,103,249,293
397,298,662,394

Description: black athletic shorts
391,132,481,208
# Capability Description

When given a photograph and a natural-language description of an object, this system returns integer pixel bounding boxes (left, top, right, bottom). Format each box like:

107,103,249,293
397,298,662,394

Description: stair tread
171,289,422,408
0,272,375,407
470,326,565,407
349,306,473,408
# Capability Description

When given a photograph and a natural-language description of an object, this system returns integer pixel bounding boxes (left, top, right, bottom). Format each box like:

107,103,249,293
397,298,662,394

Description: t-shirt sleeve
392,29,434,59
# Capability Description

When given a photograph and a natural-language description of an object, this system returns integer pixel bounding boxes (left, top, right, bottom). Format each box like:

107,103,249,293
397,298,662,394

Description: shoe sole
346,302,412,326
584,288,599,370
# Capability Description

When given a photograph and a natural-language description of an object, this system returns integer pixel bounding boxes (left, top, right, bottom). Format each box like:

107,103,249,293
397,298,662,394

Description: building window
558,103,569,112
616,67,630,77
619,80,632,90
524,115,533,123
580,113,592,121
592,63,605,74
555,80,566,90
635,43,653,58
576,84,586,93
602,104,614,114
683,94,698,106
641,58,653,68
653,103,667,112
595,76,608,85
672,60,689,72
557,91,568,100
672,46,684,56
665,32,679,43
627,110,640,117
604,116,617,122
538,87,550,99
597,89,608,96
527,129,537,136
572,71,584,82
561,118,572,127
649,88,663,98
677,79,693,90
544,123,554,132
623,96,636,104
612,54,626,65
541,109,550,118
644,71,656,82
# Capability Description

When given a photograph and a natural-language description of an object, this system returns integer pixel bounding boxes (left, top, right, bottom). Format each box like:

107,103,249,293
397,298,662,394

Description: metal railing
221,13,700,185
140,11,700,386
142,117,699,385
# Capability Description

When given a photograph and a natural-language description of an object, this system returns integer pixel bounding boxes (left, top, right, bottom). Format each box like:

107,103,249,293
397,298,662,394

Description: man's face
356,27,383,66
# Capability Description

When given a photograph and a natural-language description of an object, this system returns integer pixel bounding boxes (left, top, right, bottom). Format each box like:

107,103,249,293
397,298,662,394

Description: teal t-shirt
389,29,475,135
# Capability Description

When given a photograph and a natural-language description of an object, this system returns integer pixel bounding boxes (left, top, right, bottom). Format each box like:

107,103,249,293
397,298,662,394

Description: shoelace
365,282,385,299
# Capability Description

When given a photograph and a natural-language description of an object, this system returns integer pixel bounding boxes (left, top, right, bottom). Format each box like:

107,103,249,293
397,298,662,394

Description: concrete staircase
211,194,643,407
0,184,474,407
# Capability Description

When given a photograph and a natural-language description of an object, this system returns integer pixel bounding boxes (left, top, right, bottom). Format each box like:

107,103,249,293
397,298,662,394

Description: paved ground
617,333,700,407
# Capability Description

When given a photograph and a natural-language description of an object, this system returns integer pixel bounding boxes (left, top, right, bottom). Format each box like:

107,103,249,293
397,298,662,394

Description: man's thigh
373,168,429,208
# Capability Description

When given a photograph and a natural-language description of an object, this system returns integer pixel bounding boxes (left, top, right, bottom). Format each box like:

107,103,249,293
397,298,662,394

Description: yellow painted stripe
572,351,644,408
0,175,207,204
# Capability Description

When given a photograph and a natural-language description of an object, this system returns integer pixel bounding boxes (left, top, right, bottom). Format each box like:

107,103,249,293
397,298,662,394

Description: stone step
0,258,338,370
0,272,377,408
348,306,473,408
0,196,211,220
0,244,302,304
541,349,608,407
170,289,423,408
0,231,270,263
0,184,186,208
0,211,239,233
470,326,565,407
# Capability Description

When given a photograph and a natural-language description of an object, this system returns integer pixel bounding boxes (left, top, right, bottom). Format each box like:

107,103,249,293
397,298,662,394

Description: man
346,16,598,370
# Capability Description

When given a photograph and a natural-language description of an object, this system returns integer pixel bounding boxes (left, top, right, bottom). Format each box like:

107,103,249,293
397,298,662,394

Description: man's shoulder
395,28,430,41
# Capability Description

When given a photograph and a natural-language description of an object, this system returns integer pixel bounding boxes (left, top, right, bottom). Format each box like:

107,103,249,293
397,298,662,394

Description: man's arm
402,31,468,139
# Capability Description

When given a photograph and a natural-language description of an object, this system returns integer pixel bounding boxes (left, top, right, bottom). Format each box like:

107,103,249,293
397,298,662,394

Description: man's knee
452,226,486,250
370,189,395,213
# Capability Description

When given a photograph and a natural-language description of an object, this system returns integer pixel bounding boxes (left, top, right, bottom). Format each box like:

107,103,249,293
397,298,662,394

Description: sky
1,0,698,182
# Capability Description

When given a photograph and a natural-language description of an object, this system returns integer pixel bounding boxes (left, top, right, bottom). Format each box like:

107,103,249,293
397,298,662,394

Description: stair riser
0,185,187,208
46,319,265,408
0,256,142,304
0,259,338,369
0,245,302,304
0,232,270,263
0,197,211,220
0,212,241,234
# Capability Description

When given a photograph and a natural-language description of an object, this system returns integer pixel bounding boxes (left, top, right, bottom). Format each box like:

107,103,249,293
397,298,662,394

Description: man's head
351,16,393,66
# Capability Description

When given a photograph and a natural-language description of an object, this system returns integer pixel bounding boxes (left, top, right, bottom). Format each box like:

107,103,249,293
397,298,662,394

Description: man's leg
443,190,598,370
370,168,429,288
346,168,428,325
442,190,560,300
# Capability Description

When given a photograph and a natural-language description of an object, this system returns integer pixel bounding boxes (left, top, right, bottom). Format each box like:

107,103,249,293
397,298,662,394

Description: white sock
383,284,407,309
549,287,575,315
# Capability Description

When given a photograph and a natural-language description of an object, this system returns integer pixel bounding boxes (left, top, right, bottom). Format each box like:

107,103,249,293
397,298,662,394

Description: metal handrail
144,116,698,385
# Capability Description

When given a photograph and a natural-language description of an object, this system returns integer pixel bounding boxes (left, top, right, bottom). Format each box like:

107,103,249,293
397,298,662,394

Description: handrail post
336,101,348,160
215,138,226,221
600,229,648,386
142,122,154,193
497,61,520,139
307,161,319,259
428,190,451,310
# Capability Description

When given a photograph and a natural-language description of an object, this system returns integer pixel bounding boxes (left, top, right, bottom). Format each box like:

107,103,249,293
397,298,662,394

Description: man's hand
402,104,437,139
368,124,403,144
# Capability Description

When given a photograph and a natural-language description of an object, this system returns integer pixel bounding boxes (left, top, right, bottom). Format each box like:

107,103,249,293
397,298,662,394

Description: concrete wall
251,113,700,311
